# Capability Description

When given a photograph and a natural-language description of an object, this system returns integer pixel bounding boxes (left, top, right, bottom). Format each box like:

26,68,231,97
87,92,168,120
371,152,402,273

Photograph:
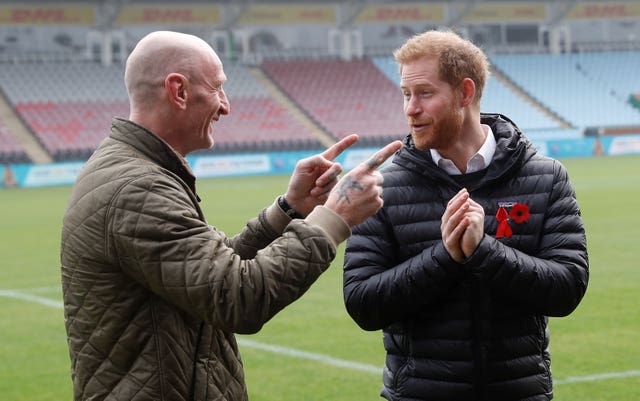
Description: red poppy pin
495,202,530,239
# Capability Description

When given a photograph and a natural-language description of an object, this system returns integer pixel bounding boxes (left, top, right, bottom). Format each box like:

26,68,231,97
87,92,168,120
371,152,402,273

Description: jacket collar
393,113,534,189
110,118,198,195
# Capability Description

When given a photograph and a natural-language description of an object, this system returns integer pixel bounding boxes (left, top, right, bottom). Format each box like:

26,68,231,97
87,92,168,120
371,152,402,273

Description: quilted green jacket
61,118,350,401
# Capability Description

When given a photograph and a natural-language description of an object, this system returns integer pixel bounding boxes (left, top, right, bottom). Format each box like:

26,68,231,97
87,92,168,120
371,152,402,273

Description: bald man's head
124,31,219,107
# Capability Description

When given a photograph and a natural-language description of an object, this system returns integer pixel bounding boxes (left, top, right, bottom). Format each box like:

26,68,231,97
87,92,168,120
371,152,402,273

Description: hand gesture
460,198,484,259
441,189,469,263
441,188,485,263
284,134,359,217
325,140,403,227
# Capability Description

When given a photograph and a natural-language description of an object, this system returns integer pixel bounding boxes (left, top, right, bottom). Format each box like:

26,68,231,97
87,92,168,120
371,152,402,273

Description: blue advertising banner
2,135,639,189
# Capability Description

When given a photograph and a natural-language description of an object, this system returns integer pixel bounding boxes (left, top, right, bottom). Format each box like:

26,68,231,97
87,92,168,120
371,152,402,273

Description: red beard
411,103,464,150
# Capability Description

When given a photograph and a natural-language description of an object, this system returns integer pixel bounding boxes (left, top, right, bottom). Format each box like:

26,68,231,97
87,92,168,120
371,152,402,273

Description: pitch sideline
1,288,638,385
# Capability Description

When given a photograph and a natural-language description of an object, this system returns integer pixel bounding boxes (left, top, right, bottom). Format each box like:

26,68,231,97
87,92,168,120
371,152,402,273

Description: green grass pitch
0,154,638,400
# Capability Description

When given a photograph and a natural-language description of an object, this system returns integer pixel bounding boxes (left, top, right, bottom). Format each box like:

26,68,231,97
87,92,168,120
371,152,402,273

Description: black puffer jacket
343,114,589,401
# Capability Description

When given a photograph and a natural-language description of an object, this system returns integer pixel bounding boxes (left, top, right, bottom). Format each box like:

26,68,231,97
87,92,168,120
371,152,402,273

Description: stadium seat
0,60,321,160
0,120,30,164
261,58,408,145
491,53,640,129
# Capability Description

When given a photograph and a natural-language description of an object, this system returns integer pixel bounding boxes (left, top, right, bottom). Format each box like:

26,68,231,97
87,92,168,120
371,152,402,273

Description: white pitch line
2,288,639,385
0,289,64,309
237,338,382,374
555,370,640,384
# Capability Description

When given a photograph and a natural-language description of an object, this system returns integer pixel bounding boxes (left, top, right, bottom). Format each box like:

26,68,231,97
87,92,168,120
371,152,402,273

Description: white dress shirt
430,125,496,175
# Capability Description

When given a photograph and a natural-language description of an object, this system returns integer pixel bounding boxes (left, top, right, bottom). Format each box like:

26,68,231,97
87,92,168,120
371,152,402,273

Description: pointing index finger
361,140,403,172
321,134,359,161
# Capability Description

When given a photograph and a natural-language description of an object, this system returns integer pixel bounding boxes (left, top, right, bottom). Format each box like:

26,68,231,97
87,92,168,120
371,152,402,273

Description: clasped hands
441,188,485,263
283,134,403,228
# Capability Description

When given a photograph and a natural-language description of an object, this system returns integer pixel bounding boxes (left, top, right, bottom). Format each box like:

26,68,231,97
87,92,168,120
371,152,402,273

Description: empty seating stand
261,58,408,147
208,96,322,154
2,51,639,163
200,62,322,154
0,60,321,161
0,61,128,161
14,100,128,161
0,119,29,164
491,53,640,129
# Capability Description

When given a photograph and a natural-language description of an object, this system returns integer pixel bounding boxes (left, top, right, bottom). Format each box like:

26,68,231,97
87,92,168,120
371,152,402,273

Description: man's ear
166,73,188,110
459,77,476,107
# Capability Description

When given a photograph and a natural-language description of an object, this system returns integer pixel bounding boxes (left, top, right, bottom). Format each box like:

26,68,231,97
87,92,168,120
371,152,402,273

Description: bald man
61,31,402,401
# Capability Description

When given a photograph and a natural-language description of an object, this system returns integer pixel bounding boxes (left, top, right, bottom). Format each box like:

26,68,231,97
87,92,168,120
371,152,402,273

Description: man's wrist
278,195,304,219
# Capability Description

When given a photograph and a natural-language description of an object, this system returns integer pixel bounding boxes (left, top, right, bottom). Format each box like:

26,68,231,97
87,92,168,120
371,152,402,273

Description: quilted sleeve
108,174,336,334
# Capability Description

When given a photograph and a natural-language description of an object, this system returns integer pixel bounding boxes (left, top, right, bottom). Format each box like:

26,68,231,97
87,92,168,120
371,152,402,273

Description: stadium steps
248,67,337,148
0,92,52,163
490,66,571,130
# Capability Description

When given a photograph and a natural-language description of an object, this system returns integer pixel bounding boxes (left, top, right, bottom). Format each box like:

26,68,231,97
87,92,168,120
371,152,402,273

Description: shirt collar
430,124,496,175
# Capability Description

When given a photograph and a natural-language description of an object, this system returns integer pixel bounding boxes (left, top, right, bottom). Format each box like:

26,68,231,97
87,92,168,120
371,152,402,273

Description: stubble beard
412,106,464,151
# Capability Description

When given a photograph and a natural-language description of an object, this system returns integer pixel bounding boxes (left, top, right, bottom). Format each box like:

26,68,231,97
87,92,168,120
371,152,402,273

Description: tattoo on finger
337,176,363,204
366,156,384,170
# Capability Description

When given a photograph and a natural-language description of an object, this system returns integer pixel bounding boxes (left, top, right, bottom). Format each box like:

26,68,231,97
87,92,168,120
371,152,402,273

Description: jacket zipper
470,277,486,400
189,322,205,401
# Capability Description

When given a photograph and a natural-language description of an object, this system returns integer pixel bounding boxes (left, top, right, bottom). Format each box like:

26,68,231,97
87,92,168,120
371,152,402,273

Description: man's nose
405,97,421,116
220,90,230,115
